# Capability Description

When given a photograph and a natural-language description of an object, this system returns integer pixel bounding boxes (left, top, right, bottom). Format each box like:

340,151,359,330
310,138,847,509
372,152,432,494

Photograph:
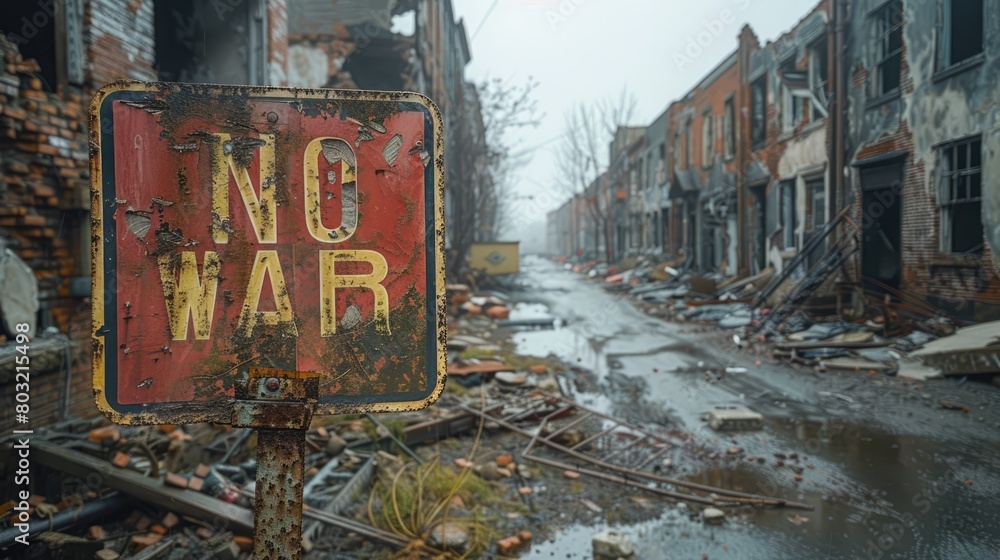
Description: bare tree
447,77,541,279
555,87,637,263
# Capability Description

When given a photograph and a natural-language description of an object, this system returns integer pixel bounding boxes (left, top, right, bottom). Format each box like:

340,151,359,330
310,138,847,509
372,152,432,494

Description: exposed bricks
0,34,93,434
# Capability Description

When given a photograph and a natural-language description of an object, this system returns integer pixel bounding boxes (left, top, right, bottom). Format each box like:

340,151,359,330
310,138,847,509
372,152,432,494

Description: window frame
751,76,767,149
723,96,736,160
938,135,983,254
808,38,829,121
780,179,798,250
871,0,904,98
808,179,826,231
701,109,713,169
935,0,985,74
780,57,804,132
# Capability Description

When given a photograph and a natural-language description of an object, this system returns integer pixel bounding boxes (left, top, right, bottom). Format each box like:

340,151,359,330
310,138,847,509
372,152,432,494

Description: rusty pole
233,368,318,560
254,429,307,559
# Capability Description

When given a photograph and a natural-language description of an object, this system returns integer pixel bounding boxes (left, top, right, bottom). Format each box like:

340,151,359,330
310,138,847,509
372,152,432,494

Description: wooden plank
30,441,254,535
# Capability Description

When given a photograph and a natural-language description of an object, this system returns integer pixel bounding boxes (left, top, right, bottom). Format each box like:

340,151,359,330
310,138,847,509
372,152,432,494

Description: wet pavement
507,256,1000,560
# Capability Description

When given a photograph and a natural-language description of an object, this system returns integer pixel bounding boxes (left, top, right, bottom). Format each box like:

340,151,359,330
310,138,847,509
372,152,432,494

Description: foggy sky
451,0,821,252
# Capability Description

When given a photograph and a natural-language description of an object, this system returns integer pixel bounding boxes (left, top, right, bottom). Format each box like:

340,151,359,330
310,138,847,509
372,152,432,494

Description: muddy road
507,256,1000,560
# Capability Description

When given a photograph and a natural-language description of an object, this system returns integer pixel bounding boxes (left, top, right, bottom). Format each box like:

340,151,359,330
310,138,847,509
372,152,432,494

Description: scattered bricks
496,536,523,555
528,364,547,374
95,550,120,560
164,472,188,489
496,454,514,467
130,533,163,552
111,451,130,468
124,510,142,528
563,470,581,479
195,527,214,539
233,536,253,551
149,524,168,535
194,463,210,478
518,487,533,495
161,512,180,529
187,476,204,492
87,525,107,540
518,530,532,542
134,515,153,531
87,424,122,443
454,458,473,469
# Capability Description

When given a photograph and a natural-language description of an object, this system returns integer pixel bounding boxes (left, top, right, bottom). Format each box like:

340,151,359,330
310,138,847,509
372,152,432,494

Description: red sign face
91,82,446,424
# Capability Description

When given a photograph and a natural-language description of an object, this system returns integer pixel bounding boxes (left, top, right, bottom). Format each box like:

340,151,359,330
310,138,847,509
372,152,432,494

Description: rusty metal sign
90,82,446,425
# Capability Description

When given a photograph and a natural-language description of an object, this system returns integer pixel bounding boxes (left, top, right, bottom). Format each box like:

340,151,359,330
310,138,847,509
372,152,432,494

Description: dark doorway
860,163,903,290
749,184,767,273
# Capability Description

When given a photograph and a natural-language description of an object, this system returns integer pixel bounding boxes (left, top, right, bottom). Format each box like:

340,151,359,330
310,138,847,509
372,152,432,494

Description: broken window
872,0,903,96
809,179,826,230
701,110,713,168
1,0,84,90
781,180,797,249
780,58,805,131
723,97,736,159
154,0,269,85
751,76,767,148
809,38,828,120
937,0,984,69
939,136,983,254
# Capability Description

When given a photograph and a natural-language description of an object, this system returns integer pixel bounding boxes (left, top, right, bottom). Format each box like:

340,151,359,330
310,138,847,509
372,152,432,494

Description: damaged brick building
548,0,1000,320
0,0,486,432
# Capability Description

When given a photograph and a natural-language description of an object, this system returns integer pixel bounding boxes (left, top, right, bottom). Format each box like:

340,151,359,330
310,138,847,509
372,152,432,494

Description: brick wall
0,36,95,432
83,0,157,87
268,0,289,85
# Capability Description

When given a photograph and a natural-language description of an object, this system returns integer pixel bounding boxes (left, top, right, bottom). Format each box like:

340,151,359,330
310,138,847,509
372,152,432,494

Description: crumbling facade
548,0,998,320
0,0,486,432
843,0,1000,320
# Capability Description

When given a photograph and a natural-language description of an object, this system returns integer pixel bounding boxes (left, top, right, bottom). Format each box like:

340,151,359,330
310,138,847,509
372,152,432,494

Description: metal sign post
89,82,446,559
232,368,318,559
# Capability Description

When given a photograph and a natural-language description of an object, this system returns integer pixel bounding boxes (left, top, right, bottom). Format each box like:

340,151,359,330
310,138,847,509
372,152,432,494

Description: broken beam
30,440,254,534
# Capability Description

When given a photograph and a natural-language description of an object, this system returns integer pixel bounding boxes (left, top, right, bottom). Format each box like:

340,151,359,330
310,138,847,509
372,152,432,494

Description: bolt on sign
90,82,446,424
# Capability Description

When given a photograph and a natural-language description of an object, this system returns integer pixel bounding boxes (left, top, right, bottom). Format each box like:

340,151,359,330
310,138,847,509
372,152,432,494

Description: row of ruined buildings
0,0,490,431
548,0,1000,322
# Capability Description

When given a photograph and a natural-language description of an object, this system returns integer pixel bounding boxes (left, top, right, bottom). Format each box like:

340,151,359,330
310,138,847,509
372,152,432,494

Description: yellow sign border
90,81,447,424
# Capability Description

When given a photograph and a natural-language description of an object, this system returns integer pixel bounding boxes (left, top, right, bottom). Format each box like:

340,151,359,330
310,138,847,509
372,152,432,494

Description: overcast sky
450,0,819,251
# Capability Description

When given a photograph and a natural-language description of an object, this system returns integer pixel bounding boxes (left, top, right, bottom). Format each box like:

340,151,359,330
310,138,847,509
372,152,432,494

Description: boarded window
939,137,983,254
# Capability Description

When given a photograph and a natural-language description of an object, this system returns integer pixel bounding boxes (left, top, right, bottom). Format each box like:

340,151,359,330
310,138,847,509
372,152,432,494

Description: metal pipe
459,404,813,510
0,494,134,548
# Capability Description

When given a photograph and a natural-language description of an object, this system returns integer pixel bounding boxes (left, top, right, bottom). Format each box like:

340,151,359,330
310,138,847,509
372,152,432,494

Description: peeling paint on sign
90,82,447,424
